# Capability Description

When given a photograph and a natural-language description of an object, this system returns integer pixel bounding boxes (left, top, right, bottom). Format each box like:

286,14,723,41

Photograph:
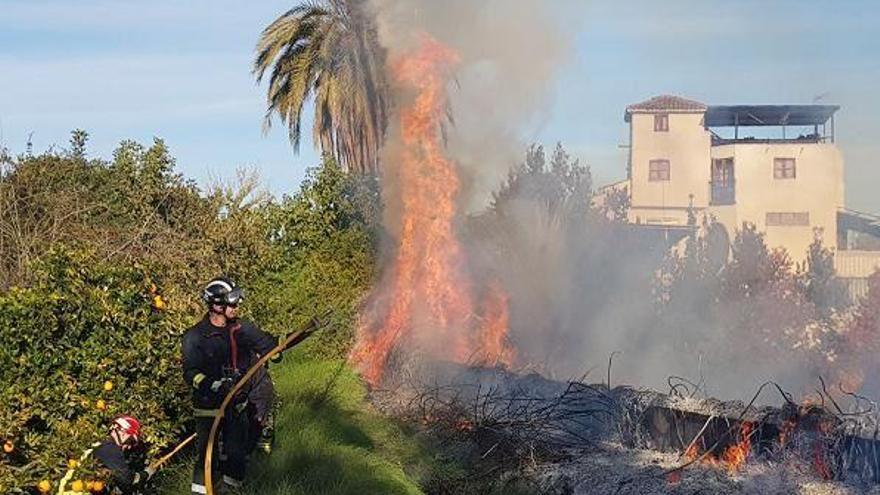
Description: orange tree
0,135,382,492
0,249,193,492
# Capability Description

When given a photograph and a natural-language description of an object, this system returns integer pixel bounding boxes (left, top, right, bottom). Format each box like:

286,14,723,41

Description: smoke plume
369,0,572,210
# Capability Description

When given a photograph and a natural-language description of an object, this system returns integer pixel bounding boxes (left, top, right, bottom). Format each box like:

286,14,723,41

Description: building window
766,212,809,226
712,158,734,187
654,113,669,132
711,158,735,205
774,158,796,179
649,159,670,181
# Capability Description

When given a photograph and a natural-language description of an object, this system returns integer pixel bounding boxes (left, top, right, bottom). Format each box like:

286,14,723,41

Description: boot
256,425,274,455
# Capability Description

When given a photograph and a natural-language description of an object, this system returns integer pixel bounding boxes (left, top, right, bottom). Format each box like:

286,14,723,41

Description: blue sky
1,1,878,211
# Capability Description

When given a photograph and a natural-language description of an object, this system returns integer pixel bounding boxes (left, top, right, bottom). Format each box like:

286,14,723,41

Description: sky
1,0,878,211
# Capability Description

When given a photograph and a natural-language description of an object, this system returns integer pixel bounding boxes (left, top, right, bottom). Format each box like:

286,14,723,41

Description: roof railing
710,134,830,146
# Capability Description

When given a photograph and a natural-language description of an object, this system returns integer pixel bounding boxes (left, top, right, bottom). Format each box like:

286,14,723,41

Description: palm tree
254,0,389,175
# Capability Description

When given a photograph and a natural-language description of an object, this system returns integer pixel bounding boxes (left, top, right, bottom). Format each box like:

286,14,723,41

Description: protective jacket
181,316,278,411
93,441,150,494
57,441,148,495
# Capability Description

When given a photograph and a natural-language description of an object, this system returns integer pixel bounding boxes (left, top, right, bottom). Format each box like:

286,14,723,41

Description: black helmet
202,277,244,307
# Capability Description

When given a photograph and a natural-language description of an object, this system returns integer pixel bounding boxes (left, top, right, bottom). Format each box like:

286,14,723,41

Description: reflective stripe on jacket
56,444,97,494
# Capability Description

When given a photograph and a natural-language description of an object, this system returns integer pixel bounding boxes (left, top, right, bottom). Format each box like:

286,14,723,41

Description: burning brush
350,35,516,387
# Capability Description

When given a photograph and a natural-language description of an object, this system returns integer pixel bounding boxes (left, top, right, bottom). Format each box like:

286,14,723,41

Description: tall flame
350,36,516,386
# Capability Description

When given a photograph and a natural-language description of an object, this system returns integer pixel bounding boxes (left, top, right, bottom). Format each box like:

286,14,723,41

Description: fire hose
204,313,332,495
148,432,197,472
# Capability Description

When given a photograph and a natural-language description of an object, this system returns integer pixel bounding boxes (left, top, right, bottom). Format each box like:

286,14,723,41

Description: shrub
249,158,381,359
0,250,191,493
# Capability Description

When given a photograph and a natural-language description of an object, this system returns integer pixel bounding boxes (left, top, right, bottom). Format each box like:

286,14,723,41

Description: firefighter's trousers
190,406,251,494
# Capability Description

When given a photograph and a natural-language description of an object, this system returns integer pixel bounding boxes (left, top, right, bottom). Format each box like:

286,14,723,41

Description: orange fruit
92,480,105,492
68,458,79,469
71,480,84,492
95,399,106,411
153,295,166,310
103,380,113,392
2,440,12,453
38,480,51,493
85,480,95,490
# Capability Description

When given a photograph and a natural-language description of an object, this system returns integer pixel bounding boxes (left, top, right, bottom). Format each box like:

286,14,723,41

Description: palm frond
254,0,388,174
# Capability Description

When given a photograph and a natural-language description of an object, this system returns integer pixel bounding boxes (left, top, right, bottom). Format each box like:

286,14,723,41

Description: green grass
156,355,432,495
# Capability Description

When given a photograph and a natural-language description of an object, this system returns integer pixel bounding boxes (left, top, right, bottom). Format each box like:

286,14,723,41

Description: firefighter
92,416,153,494
58,416,153,495
182,277,278,494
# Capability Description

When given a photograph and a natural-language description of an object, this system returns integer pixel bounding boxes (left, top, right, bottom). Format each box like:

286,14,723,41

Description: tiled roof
626,95,707,113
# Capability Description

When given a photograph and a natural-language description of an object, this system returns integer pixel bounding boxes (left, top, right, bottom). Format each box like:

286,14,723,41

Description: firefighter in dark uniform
59,416,152,495
182,277,278,494
92,416,153,494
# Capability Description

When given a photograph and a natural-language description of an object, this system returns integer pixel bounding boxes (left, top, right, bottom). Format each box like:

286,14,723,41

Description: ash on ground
370,360,880,494
533,442,880,495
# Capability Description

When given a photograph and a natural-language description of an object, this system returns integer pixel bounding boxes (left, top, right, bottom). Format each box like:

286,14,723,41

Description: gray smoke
369,0,573,211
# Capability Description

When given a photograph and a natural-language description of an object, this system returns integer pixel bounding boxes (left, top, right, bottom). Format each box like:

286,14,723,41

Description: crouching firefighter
58,416,153,495
182,277,279,494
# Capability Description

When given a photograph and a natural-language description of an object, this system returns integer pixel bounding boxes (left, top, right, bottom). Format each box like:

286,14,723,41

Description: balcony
709,180,735,205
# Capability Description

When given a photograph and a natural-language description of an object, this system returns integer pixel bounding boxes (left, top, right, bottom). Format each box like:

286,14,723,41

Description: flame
684,442,699,461
350,36,515,386
813,420,833,480
720,422,752,473
473,281,517,368
682,422,752,473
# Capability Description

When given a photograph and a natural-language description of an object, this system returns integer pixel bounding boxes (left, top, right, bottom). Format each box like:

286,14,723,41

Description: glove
134,466,155,485
209,377,233,396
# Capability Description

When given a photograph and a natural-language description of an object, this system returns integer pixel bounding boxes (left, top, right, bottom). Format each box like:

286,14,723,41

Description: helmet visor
226,288,244,306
